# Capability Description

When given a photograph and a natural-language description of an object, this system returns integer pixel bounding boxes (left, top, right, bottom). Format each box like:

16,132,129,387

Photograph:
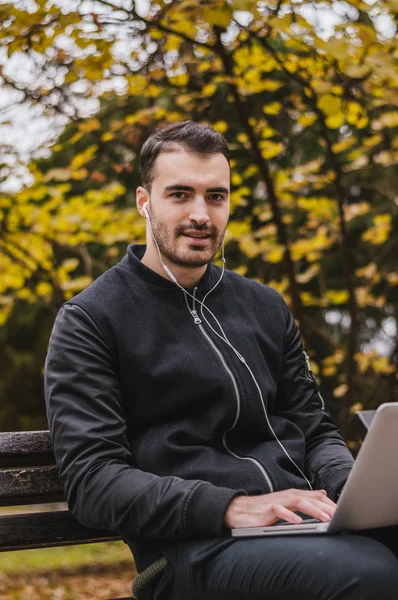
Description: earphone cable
144,207,313,490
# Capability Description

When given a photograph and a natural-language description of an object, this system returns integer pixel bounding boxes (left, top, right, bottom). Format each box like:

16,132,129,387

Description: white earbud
143,202,150,219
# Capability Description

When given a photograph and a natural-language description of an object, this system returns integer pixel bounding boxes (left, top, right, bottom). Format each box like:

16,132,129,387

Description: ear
136,186,149,218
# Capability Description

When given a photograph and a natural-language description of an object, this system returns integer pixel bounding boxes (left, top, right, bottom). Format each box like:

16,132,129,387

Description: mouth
181,231,212,243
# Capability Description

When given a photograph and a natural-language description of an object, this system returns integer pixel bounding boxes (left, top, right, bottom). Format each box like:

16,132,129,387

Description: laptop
232,402,398,537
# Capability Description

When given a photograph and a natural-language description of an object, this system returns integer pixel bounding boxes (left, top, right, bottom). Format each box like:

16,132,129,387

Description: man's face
146,149,230,268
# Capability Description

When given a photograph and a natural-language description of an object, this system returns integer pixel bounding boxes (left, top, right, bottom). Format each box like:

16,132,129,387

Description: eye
208,193,226,202
170,192,188,199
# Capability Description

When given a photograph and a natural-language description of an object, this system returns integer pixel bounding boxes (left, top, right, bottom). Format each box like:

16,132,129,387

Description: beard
148,203,225,268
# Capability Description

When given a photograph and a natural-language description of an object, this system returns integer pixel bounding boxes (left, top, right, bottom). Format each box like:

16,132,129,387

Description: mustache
176,224,218,236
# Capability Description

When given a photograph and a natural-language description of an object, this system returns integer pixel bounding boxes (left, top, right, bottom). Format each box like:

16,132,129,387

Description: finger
293,498,333,522
266,504,303,526
301,496,337,516
310,499,336,518
290,489,337,508
282,494,334,519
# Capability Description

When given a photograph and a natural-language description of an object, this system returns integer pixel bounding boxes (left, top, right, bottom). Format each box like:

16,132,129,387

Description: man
45,121,398,599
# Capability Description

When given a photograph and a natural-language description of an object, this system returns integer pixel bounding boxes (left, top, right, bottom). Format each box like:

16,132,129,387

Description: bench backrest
0,430,119,552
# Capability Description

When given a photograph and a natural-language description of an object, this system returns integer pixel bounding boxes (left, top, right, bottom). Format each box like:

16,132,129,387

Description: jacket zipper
303,351,325,410
183,288,274,493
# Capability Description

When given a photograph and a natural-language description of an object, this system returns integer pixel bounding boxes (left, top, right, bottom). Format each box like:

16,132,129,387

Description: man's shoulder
223,267,286,305
66,256,130,312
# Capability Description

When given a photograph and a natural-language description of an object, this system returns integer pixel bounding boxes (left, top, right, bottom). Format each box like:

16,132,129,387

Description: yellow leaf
355,115,369,129
171,18,197,38
261,127,275,139
362,214,392,245
326,290,349,304
387,272,398,286
61,276,93,293
78,118,101,133
198,60,212,73
373,357,394,375
69,131,83,144
72,168,88,180
203,4,232,28
230,187,250,209
373,150,398,167
332,137,357,153
45,168,72,182
317,94,342,116
355,287,370,307
259,80,283,92
325,113,345,129
16,288,35,302
267,246,284,263
70,145,98,170
231,173,243,186
62,258,79,273
301,292,324,306
333,384,348,398
101,132,114,142
202,83,217,97
296,158,324,175
296,264,320,284
239,237,261,258
323,366,337,377
343,64,371,79
263,102,282,115
355,263,377,279
270,13,292,30
233,265,248,276
261,142,284,159
350,402,364,415
36,282,53,298
298,113,317,127
169,73,189,87
363,134,382,149
344,202,371,222
164,35,182,52
227,220,251,239
243,165,258,179
230,0,255,8
373,111,398,129
331,85,344,95
213,121,228,133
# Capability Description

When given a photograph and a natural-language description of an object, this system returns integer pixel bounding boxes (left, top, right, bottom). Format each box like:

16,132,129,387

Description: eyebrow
164,185,229,194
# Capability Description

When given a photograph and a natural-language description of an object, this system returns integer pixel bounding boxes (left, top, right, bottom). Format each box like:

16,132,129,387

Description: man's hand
225,489,337,529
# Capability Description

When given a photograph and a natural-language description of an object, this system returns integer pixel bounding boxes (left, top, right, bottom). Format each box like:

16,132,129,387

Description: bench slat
0,466,64,506
0,510,120,551
0,431,53,467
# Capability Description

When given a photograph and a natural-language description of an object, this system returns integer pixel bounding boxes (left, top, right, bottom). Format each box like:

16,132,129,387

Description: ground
0,542,136,600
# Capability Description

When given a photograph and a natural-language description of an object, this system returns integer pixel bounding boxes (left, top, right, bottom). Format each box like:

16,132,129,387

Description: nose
188,196,210,227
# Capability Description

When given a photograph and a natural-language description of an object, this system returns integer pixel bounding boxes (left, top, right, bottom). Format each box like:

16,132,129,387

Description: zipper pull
191,310,202,325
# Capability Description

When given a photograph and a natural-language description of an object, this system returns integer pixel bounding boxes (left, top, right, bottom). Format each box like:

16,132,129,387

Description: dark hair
140,120,230,191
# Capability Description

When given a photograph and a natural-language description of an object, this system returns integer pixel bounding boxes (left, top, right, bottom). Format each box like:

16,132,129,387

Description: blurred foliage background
0,0,397,439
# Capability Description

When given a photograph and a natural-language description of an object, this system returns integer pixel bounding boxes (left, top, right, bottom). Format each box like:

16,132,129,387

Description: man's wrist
187,483,245,536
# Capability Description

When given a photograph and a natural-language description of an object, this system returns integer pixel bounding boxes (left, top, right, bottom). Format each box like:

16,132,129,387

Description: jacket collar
125,244,220,292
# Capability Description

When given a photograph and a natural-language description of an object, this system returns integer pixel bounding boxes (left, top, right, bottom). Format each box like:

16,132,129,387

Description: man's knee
315,535,398,599
159,536,398,600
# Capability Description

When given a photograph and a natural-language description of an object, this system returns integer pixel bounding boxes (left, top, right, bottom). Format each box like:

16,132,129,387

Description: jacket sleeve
45,303,241,539
274,303,354,501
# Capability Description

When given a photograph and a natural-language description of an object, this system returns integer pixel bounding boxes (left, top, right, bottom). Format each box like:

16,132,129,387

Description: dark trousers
154,527,398,599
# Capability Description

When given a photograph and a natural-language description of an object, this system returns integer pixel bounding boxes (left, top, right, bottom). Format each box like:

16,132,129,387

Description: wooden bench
0,430,145,599
0,412,375,598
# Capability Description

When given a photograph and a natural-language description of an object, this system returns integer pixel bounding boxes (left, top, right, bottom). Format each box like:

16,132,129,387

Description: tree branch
212,28,309,344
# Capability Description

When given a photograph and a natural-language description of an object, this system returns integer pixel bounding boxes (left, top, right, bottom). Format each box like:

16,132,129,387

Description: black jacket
45,244,354,570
